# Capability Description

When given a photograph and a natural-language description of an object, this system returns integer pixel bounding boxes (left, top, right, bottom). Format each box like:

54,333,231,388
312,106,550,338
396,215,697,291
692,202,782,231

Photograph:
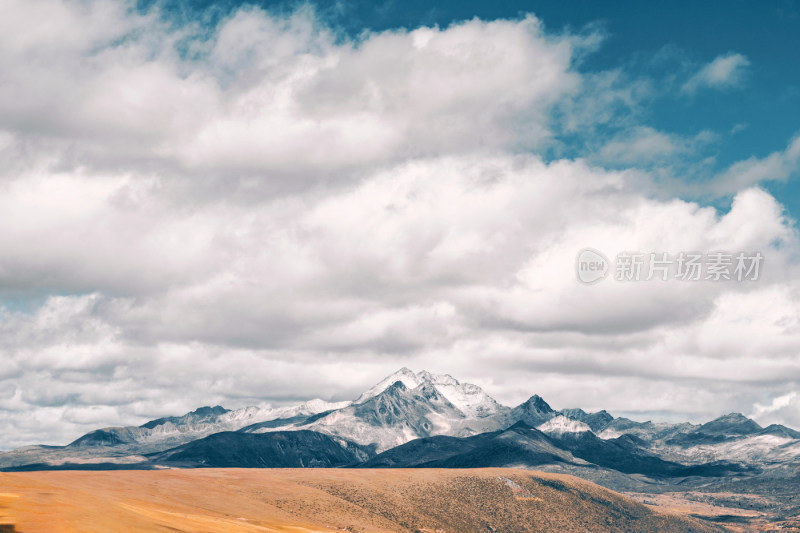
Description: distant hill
0,468,724,533
149,430,374,468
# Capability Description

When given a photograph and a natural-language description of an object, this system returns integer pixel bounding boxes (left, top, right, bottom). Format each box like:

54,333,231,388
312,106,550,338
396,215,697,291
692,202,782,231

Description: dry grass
0,468,722,532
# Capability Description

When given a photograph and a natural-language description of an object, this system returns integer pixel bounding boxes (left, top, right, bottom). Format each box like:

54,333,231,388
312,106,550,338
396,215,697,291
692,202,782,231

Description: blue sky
1,0,800,447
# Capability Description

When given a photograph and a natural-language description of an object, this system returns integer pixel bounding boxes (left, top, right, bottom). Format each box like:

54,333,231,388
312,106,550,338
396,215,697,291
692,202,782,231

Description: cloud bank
0,0,798,448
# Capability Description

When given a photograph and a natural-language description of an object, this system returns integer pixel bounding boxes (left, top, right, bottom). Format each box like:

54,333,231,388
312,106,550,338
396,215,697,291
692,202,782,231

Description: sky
0,0,799,449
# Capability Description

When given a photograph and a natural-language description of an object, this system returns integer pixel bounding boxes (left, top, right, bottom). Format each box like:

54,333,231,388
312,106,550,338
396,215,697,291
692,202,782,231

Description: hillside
0,468,722,533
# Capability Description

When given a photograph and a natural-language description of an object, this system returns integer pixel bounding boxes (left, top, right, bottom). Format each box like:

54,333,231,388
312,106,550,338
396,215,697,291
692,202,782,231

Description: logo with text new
576,248,609,284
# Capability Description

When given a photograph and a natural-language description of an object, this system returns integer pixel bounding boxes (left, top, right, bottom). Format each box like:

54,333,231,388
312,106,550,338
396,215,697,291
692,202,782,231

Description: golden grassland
0,468,723,532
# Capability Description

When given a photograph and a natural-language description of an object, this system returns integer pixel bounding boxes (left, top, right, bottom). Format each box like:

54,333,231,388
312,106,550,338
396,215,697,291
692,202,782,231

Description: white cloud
596,126,715,166
711,134,800,194
2,152,800,445
752,392,800,429
0,2,585,194
681,52,751,94
0,1,799,448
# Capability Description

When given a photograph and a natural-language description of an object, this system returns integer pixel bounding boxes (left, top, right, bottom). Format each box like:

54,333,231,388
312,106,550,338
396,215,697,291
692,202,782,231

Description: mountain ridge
2,368,798,492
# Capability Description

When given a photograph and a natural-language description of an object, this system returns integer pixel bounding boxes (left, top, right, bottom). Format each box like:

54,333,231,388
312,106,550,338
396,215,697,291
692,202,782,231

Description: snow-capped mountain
635,413,800,467
3,367,800,490
597,418,697,442
354,367,425,403
246,370,510,451
299,380,470,451
354,368,506,418
81,398,352,450
5,367,800,524
559,408,614,432
0,398,351,468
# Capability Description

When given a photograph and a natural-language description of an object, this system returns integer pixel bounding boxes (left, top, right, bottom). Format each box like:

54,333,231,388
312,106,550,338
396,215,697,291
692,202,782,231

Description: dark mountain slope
666,413,764,446
363,422,574,468
510,395,556,426
150,430,374,468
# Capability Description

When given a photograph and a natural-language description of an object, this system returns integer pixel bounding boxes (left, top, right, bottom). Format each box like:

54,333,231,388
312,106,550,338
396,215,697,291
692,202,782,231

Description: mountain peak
523,395,554,413
417,370,459,386
697,412,762,436
354,368,421,404
716,412,749,420
509,394,556,427
759,424,800,439
139,405,231,430
352,368,503,422
559,408,614,432
191,406,229,417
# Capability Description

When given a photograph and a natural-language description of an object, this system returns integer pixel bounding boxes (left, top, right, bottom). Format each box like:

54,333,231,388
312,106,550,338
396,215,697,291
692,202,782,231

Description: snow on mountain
252,399,352,422
416,371,505,418
53,368,531,456
558,408,614,432
7,367,800,479
355,368,423,403
137,399,349,443
594,412,800,468
66,399,350,451
282,377,509,452
354,368,504,419
538,415,593,436
0,399,351,468
597,418,697,443
659,434,799,465
296,381,462,451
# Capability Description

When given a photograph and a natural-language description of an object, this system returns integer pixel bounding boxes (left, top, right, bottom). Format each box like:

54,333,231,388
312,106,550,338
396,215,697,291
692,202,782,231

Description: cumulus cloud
2,153,799,446
0,1,586,197
752,392,800,428
681,52,751,95
0,1,799,448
